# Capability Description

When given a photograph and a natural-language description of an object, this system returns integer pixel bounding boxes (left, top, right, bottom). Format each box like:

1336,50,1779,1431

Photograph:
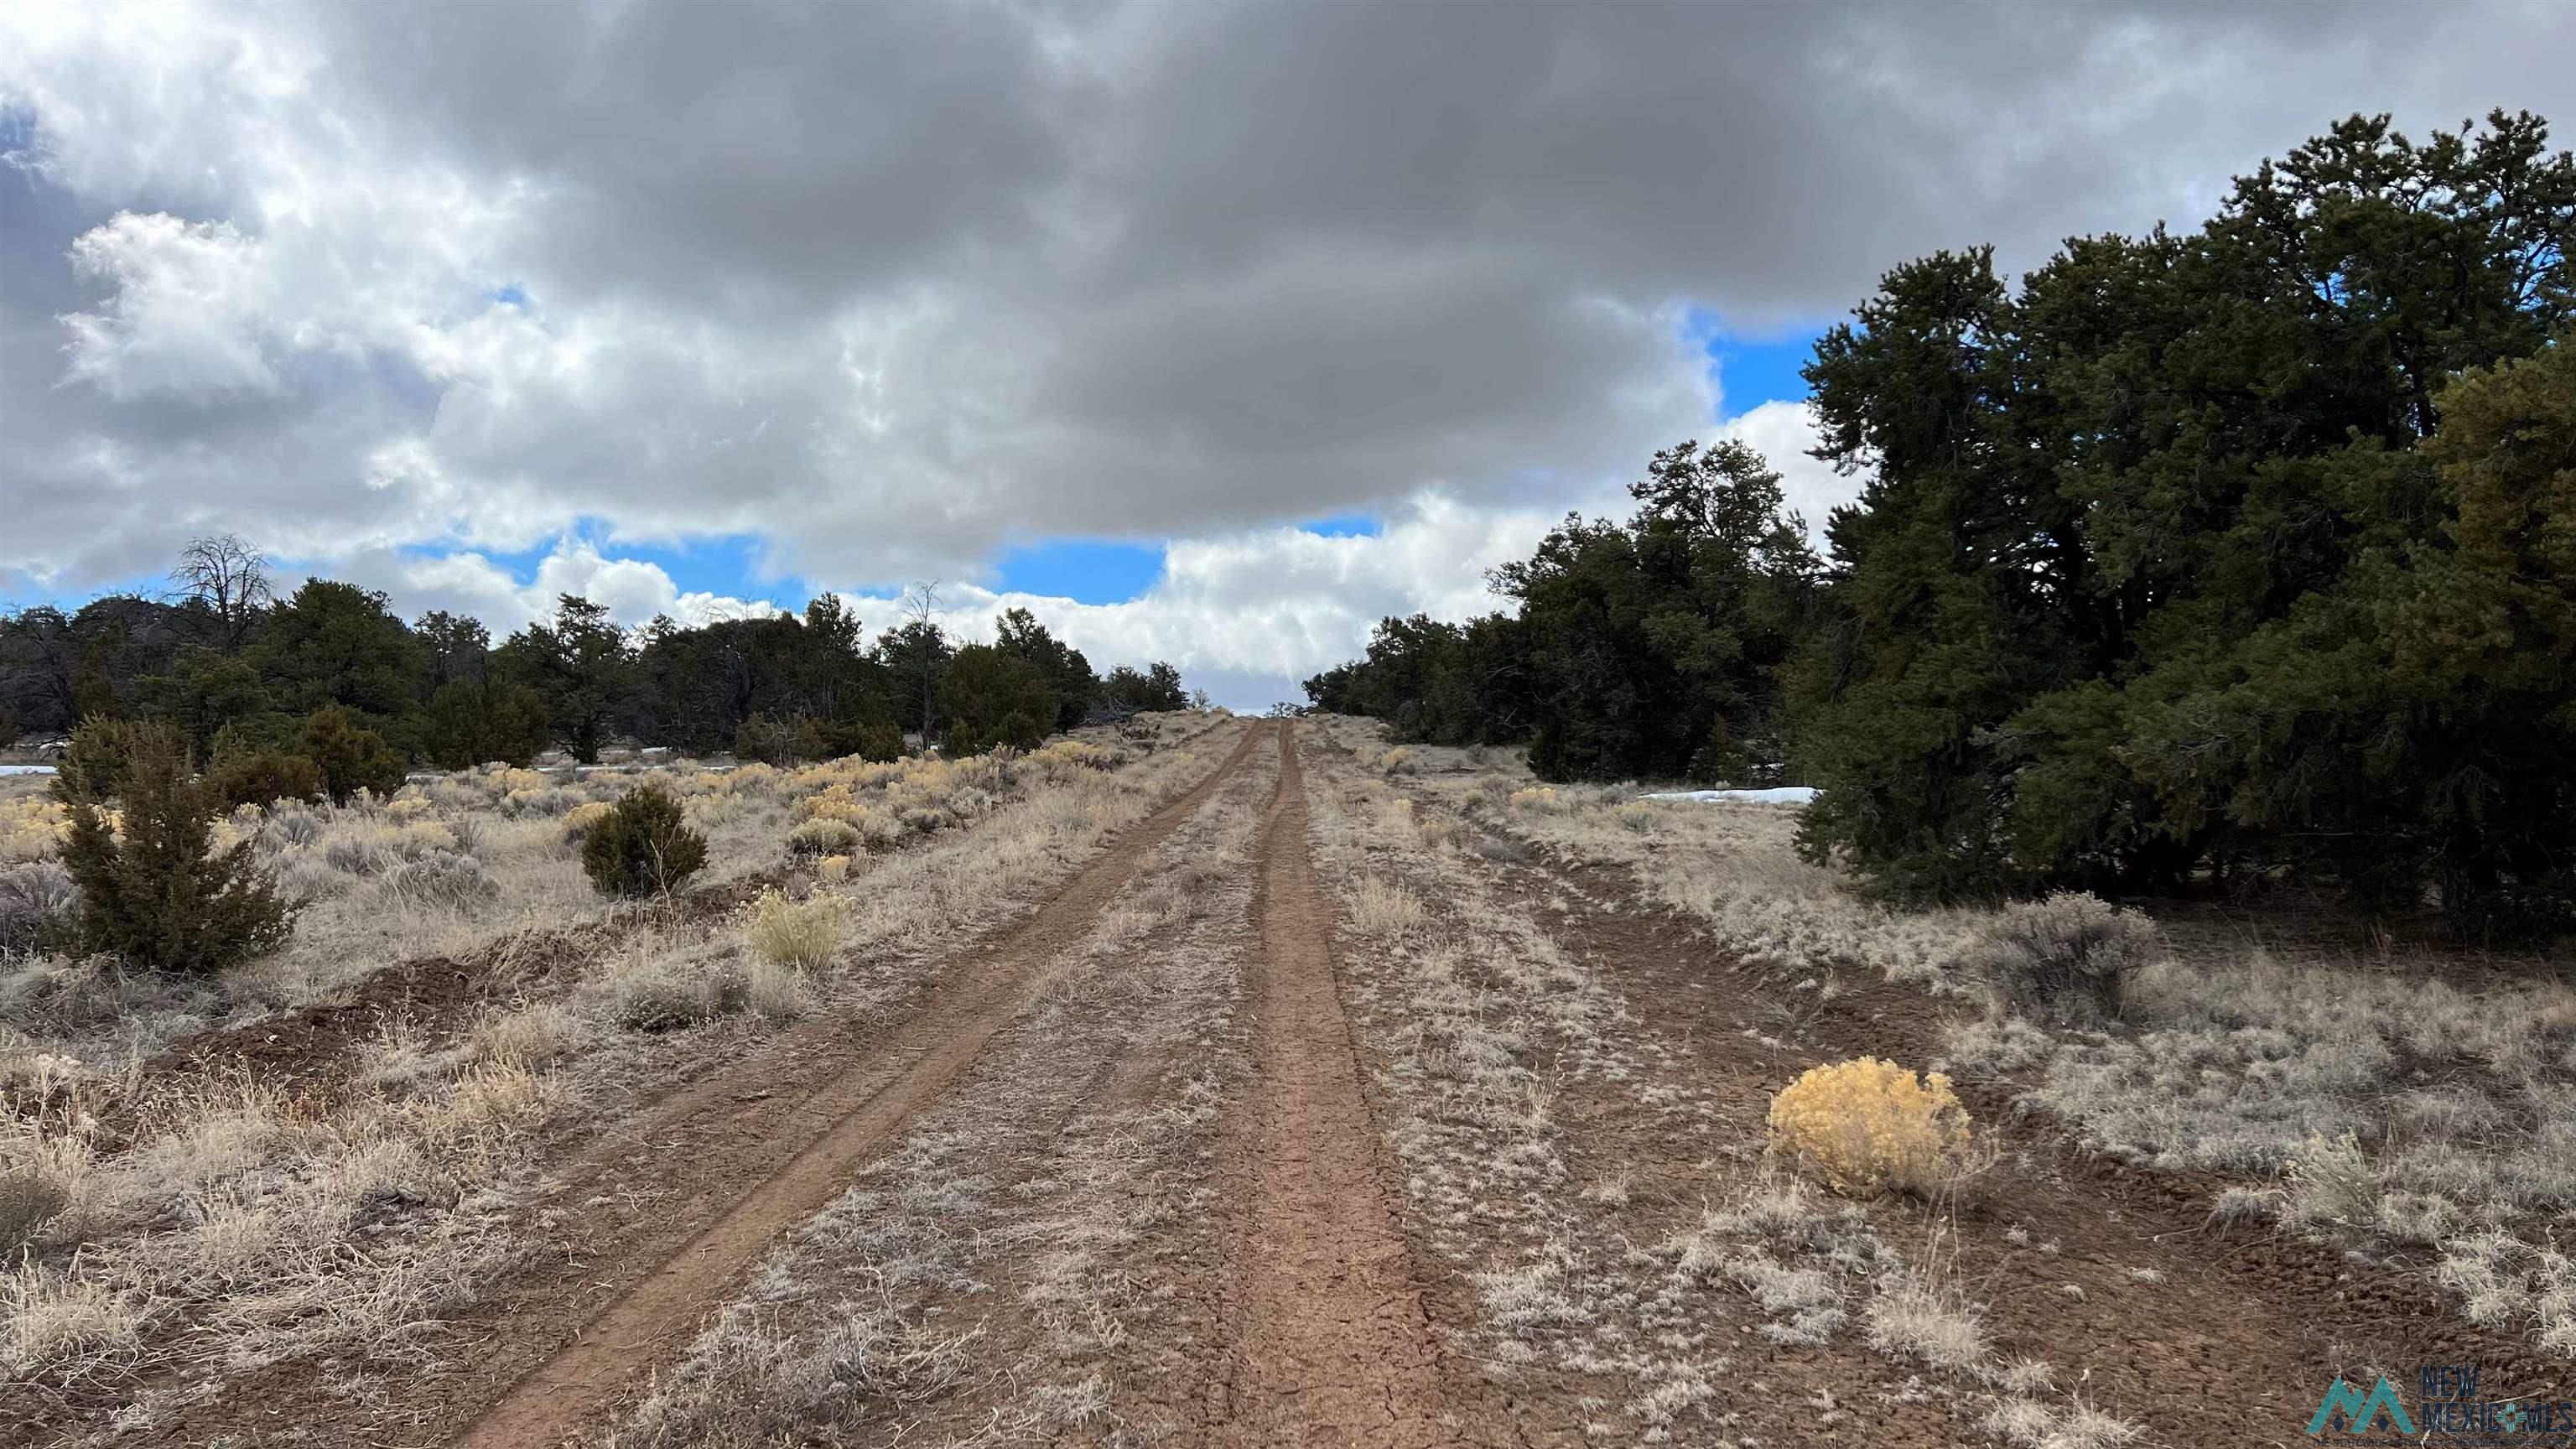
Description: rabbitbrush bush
1768,1057,1976,1197
1968,891,2163,1024
582,783,708,898
559,800,615,842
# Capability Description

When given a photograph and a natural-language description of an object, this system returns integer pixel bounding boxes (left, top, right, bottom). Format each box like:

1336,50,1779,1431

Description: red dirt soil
1198,724,1511,1448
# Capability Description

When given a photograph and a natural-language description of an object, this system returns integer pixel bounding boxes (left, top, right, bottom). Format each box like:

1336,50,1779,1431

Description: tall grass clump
745,887,842,972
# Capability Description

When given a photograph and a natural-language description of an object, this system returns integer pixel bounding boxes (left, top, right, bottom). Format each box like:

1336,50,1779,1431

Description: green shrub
824,718,905,764
55,721,296,973
204,743,324,810
734,711,825,766
302,706,408,805
1967,891,2164,1025
582,783,709,897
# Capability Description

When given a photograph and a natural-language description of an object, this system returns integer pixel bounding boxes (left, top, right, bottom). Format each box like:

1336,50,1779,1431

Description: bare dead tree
169,534,274,651
900,580,945,745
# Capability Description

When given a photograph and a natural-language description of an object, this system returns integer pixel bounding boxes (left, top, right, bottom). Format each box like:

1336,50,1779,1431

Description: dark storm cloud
3,0,2573,620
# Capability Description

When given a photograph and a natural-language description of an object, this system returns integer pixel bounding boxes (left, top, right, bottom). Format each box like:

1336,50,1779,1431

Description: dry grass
1344,875,1430,937
621,727,1268,1443
1973,943,2576,1352
1,713,1246,1431
1322,714,2576,1364
1295,718,2155,1443
4,1255,141,1378
744,887,842,972
1865,1270,1991,1374
465,1000,582,1068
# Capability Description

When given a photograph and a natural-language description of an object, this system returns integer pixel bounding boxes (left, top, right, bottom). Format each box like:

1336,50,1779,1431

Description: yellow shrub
560,801,615,841
816,854,854,885
385,797,436,823
2,797,68,861
1768,1057,1975,1197
789,784,869,826
1029,739,1114,774
1507,786,1565,813
396,820,459,856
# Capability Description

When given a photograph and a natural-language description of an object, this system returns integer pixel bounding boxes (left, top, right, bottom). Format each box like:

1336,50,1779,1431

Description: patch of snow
1639,786,1817,806
0,765,58,776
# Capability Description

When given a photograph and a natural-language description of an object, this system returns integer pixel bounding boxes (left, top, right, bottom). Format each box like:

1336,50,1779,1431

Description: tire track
444,723,1272,1446
1204,722,1500,1448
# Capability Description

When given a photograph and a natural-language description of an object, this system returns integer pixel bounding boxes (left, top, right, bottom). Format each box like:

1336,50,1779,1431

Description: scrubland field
4,713,2571,1446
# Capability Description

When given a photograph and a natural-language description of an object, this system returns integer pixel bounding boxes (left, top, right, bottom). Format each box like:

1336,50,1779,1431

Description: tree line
1,551,1194,782
1308,110,2576,936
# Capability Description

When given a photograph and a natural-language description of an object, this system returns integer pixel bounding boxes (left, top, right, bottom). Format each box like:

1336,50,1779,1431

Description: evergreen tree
55,719,293,973
994,607,1099,732
941,641,1055,753
1790,110,2576,922
255,579,425,722
423,677,555,769
496,595,634,763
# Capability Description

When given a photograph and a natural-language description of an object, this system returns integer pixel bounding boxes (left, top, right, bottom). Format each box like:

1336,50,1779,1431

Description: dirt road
456,722,1274,1446
1200,724,1496,1447
118,718,2515,1449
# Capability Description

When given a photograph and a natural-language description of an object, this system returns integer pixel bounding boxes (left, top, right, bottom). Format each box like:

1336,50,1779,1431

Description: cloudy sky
4,1,2571,706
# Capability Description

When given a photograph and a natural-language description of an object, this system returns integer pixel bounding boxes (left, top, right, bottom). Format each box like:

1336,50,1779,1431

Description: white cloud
334,540,782,638
60,214,284,397
7,0,2573,700
824,488,1623,709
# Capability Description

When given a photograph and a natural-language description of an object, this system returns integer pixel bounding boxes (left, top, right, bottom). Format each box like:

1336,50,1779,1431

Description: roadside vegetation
1311,109,2576,941
1348,719,2576,1414
1296,717,2184,1446
0,709,1237,1439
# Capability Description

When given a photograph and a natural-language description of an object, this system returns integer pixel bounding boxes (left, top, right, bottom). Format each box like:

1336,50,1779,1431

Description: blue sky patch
1688,311,1830,419
1301,513,1380,538
993,538,1165,604
400,521,790,608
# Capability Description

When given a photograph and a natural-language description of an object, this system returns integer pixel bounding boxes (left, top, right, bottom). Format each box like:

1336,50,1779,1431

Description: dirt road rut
440,721,1269,1446
1203,724,1490,1448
